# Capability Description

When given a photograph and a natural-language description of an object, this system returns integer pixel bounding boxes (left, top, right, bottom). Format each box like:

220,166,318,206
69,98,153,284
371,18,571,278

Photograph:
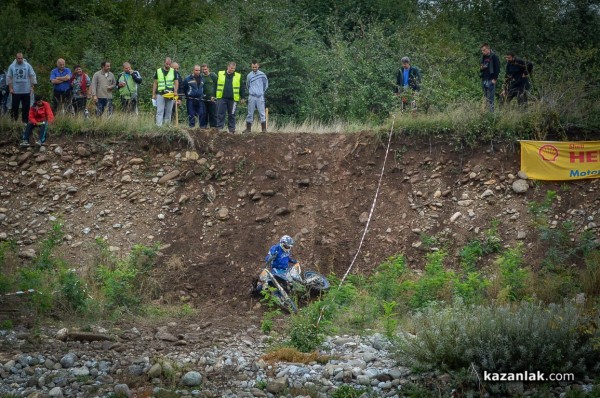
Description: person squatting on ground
244,60,269,133
152,57,178,126
50,58,72,112
91,61,116,117
480,43,500,112
7,52,37,123
216,62,245,134
502,51,532,105
184,65,205,128
200,64,218,128
395,56,421,111
21,94,54,147
70,66,91,115
117,62,142,113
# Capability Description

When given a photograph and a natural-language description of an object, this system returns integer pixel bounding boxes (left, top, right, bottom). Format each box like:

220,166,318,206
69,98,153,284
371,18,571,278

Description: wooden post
175,97,179,127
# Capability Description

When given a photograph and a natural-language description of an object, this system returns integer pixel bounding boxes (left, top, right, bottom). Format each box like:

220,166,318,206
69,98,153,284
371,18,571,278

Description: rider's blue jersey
265,244,296,271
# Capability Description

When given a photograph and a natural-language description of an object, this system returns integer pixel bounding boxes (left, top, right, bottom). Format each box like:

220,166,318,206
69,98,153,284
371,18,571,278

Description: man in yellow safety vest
216,62,245,133
152,57,179,126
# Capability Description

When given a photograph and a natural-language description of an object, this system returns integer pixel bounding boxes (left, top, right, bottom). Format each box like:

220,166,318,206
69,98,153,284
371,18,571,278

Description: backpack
0,72,6,91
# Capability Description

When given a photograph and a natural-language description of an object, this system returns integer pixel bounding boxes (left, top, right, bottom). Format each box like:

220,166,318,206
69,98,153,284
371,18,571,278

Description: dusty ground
1,129,599,332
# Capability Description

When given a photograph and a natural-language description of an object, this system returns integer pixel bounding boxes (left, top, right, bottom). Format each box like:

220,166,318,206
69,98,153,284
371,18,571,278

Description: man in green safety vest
152,57,179,126
117,62,142,114
216,62,245,133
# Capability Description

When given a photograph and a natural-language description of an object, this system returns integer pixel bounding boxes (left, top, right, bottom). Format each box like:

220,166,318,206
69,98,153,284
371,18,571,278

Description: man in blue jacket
50,58,72,112
184,65,204,128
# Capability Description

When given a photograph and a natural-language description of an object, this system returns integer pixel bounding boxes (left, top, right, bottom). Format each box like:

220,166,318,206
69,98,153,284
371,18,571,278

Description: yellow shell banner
520,140,600,180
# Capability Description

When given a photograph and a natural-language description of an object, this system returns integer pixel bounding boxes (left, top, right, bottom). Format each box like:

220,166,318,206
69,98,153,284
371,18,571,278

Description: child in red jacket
21,94,54,147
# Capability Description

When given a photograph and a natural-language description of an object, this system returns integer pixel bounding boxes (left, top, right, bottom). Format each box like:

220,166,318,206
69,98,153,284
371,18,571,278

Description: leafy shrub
495,245,530,302
95,243,160,311
34,220,65,270
368,254,408,303
397,301,600,375
453,271,489,304
405,250,455,309
0,241,19,294
287,308,327,353
581,250,600,299
58,269,89,313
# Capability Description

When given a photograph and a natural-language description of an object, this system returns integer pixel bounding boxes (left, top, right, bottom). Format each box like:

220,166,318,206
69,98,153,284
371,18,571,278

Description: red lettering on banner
570,152,585,163
570,151,600,163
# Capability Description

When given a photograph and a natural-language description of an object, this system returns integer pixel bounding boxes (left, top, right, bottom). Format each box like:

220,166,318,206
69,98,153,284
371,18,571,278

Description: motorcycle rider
254,235,297,293
266,235,297,275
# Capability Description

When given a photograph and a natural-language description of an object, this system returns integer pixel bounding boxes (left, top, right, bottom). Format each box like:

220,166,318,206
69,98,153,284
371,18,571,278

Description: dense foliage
1,0,599,126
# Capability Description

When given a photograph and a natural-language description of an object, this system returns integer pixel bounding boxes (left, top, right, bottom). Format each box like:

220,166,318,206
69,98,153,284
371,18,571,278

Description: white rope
338,116,396,286
316,117,396,325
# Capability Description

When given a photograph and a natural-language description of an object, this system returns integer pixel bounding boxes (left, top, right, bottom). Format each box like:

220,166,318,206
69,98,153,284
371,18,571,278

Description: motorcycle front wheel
303,271,330,292
273,291,298,314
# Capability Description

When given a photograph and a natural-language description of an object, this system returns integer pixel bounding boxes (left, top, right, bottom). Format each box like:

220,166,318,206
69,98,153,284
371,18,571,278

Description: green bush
405,250,455,309
368,254,408,303
58,269,89,313
496,245,530,302
397,301,600,375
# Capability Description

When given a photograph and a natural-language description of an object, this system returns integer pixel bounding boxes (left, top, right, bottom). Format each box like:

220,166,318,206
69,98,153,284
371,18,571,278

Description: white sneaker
35,140,43,147
20,141,30,147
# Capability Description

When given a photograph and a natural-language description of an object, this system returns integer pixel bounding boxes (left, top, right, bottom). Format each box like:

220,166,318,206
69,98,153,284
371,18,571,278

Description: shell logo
539,144,559,161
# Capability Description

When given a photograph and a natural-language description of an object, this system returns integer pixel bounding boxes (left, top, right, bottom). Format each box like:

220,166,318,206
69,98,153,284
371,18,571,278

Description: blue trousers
23,121,49,144
187,98,204,127
96,98,113,116
482,80,496,112
217,98,237,133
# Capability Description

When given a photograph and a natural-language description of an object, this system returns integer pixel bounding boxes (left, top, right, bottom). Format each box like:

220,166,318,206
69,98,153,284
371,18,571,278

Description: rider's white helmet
279,235,294,252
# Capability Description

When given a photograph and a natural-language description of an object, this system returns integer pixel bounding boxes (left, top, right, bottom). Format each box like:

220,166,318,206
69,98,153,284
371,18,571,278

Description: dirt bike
251,263,330,313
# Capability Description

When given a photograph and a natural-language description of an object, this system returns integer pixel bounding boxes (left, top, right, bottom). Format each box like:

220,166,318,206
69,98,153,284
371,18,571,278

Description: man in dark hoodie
184,65,204,128
7,52,37,123
480,43,500,112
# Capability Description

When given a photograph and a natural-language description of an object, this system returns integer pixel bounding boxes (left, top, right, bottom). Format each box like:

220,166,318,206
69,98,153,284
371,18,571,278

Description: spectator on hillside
480,43,500,112
184,64,204,128
502,51,532,105
50,58,72,112
117,62,142,113
152,57,178,126
395,56,421,112
0,68,8,115
21,94,54,148
91,61,116,117
70,65,91,115
244,60,268,133
216,62,245,134
7,52,37,123
200,63,218,128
